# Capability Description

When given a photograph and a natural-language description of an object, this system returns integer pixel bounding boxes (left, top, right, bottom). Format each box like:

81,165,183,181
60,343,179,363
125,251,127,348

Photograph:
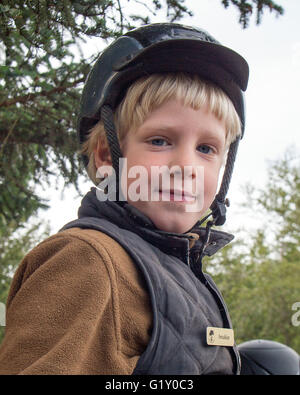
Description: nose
168,145,198,180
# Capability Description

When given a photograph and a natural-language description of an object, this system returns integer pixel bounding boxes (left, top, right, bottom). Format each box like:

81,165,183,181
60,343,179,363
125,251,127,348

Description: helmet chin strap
210,137,241,226
101,105,123,196
192,139,240,261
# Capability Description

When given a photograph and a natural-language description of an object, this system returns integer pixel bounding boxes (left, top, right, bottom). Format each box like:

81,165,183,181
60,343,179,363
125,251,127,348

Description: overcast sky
41,0,300,235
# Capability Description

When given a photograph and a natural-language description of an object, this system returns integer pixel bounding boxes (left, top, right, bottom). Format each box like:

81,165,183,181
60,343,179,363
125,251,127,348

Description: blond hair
81,73,241,184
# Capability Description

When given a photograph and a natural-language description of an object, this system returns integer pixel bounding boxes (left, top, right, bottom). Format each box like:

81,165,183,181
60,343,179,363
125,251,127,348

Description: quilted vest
60,188,240,374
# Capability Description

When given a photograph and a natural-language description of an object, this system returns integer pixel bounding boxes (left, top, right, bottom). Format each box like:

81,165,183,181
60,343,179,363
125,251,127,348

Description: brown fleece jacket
0,228,153,375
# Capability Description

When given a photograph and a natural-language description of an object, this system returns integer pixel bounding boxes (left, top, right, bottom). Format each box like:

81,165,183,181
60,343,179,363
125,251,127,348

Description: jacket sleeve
0,230,152,375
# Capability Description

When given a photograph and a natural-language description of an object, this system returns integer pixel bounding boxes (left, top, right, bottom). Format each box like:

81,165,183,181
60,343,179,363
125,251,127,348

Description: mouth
158,189,196,202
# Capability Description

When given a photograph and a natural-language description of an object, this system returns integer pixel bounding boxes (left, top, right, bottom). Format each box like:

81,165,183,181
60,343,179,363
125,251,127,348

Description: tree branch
0,78,85,108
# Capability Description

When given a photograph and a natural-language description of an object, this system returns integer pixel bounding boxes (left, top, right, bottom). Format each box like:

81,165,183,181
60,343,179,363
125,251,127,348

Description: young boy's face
120,99,227,234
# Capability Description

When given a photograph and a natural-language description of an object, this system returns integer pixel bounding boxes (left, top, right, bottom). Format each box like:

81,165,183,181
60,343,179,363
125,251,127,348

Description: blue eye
197,144,212,154
151,138,168,146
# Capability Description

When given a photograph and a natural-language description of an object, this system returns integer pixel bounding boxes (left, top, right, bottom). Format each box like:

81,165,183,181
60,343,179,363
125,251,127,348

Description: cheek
120,155,152,202
203,166,221,199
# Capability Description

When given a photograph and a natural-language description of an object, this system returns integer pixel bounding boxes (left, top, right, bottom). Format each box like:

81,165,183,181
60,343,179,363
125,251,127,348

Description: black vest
61,188,240,375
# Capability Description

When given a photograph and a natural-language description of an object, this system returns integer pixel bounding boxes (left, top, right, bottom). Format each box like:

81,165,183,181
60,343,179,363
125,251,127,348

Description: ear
94,138,112,169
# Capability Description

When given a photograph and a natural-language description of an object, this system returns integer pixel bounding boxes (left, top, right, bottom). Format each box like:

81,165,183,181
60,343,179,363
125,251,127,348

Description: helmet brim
115,38,249,91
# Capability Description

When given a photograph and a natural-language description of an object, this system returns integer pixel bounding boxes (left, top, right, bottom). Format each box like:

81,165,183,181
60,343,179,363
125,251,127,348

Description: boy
0,23,249,374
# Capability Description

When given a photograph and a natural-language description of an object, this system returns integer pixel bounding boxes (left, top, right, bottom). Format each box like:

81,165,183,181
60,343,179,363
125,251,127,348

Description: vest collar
76,188,234,264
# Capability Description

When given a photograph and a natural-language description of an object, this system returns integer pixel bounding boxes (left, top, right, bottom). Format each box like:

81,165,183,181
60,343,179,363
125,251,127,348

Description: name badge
206,326,234,347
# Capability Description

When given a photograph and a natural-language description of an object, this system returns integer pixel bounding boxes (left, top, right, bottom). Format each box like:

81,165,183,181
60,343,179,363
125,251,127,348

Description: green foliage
205,150,300,353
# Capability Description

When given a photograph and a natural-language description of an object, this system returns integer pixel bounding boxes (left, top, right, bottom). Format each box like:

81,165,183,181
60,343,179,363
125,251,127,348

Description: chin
132,202,202,234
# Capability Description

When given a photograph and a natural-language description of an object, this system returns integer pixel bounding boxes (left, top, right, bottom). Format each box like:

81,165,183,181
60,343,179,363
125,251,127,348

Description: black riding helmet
238,340,300,375
78,23,249,226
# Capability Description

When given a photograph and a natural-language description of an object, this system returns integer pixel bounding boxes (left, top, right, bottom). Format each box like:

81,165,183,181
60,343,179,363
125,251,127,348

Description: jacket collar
73,187,234,264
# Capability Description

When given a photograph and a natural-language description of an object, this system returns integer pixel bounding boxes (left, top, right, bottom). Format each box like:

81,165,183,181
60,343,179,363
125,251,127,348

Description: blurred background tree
205,150,300,353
